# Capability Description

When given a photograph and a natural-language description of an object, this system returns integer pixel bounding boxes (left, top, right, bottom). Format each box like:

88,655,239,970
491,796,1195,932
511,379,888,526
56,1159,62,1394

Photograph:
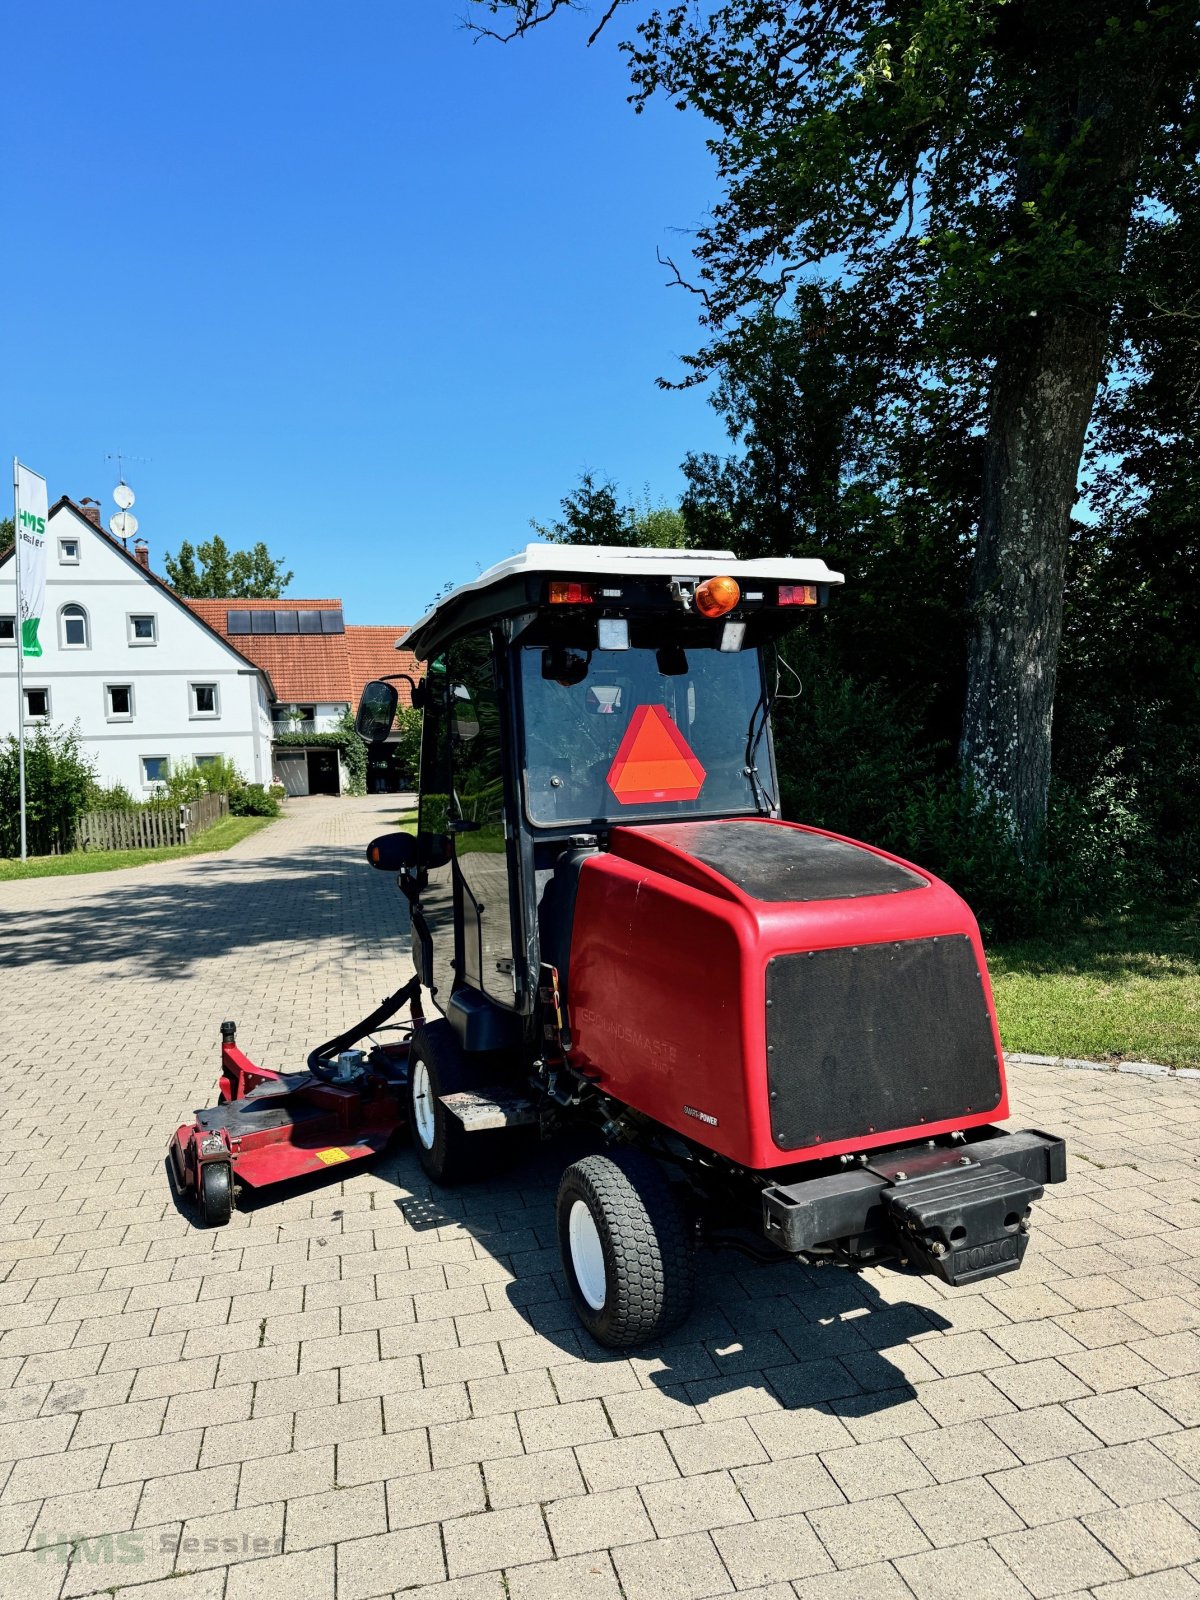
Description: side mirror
356,680,398,742
365,832,418,871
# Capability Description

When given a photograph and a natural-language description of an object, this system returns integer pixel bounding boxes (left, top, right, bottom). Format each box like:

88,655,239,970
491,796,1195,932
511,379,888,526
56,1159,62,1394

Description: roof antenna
104,451,149,548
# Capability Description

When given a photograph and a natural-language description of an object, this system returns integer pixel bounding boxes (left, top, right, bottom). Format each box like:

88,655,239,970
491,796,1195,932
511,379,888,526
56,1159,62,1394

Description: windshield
519,641,768,827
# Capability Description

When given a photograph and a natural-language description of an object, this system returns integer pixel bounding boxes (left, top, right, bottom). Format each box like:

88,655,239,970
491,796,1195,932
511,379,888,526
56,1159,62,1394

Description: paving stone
989,1455,1117,1524
1073,1439,1197,1506
336,1523,446,1599
894,1538,1033,1600
506,1550,622,1600
1068,1389,1181,1446
821,1435,935,1500
988,1402,1107,1463
482,1446,585,1509
665,1415,769,1475
731,1454,844,1518
576,1430,680,1492
807,1492,930,1566
174,1499,285,1570
516,1398,611,1454
284,1481,386,1550
898,1473,1025,1546
545,1484,655,1555
1083,1502,1200,1576
442,1504,554,1577
387,1462,486,1529
611,1530,736,1600
639,1469,752,1537
990,1518,1127,1597
225,1545,335,1600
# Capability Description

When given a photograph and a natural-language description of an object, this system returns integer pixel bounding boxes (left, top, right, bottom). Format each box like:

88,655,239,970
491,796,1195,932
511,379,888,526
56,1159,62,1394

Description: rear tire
557,1150,694,1348
200,1162,233,1227
407,1020,508,1185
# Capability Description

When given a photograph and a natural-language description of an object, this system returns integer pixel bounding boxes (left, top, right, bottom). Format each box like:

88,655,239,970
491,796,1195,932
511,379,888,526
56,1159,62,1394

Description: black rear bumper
761,1127,1066,1287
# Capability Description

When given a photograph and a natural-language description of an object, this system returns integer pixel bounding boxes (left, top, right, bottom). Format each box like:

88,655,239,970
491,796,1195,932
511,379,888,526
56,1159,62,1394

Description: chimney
133,540,150,570
78,497,102,526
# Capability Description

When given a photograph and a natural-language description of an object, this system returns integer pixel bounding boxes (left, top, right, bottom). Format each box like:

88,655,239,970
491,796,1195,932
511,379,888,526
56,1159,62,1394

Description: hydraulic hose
306,975,423,1079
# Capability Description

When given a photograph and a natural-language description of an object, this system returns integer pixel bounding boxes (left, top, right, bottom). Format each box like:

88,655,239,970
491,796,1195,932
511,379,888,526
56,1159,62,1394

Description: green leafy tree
472,0,1200,848
0,517,13,547
165,535,293,598
535,471,687,549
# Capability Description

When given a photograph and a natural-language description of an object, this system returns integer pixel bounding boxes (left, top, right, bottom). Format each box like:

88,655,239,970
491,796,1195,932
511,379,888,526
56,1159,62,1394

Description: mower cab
171,542,1065,1348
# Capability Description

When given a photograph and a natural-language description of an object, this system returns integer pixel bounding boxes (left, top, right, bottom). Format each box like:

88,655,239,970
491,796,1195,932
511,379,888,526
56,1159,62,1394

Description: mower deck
169,1028,411,1220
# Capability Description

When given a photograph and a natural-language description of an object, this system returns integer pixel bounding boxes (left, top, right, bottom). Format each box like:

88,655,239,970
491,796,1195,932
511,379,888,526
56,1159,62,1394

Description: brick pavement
2,792,1199,1599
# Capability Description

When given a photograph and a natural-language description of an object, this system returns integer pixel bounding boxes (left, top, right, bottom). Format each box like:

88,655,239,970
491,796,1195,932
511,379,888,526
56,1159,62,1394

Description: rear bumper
761,1126,1066,1286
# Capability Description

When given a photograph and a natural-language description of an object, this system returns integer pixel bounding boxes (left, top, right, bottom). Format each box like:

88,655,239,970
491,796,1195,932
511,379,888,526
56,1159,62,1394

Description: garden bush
228,783,280,817
0,723,96,857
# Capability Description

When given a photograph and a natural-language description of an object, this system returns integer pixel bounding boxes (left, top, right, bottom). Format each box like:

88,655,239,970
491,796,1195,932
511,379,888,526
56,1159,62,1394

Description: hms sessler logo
683,1105,719,1127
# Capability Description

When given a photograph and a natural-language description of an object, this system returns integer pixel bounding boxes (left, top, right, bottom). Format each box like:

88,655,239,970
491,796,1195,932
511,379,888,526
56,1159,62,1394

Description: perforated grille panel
765,936,1002,1151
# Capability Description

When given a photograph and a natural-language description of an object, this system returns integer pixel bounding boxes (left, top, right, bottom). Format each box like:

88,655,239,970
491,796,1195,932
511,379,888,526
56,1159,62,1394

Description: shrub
85,778,140,813
0,723,96,856
228,783,280,817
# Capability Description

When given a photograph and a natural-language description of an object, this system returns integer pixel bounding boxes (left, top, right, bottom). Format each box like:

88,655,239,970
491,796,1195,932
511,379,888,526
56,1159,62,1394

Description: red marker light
778,584,818,607
548,581,594,604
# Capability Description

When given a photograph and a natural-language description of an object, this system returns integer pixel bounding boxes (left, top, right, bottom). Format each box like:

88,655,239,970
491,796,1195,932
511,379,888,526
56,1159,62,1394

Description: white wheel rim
568,1199,607,1310
411,1059,436,1150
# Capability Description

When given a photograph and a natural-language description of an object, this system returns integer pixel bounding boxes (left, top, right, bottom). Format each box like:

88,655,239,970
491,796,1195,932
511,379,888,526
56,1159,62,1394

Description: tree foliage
0,724,96,857
164,535,293,598
473,0,1200,845
534,470,687,548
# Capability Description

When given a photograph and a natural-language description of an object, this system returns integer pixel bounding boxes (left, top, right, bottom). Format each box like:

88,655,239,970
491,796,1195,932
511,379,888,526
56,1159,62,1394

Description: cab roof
401,542,845,660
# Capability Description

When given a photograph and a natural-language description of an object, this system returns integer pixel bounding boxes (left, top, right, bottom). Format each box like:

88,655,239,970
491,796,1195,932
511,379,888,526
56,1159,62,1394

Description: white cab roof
403,542,844,652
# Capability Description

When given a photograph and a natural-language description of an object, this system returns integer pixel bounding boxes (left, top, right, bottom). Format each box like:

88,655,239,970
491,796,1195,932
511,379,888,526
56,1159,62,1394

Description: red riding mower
170,544,1065,1347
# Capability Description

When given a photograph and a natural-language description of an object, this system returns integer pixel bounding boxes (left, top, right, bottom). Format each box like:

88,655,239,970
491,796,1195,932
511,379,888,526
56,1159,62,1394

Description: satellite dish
110,511,139,539
113,483,135,510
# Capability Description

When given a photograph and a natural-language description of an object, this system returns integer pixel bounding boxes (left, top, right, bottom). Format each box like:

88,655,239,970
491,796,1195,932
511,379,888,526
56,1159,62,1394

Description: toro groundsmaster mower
170,543,1065,1347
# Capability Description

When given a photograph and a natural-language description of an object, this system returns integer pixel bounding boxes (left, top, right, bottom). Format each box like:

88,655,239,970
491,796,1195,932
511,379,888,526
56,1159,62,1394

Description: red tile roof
183,599,421,708
346,626,421,709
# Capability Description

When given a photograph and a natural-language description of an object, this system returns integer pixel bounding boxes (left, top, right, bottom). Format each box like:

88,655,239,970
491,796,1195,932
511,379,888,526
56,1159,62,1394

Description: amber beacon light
695,576,741,618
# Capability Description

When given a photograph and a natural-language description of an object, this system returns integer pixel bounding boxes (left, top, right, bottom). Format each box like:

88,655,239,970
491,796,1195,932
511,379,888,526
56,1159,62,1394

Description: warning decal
606,704,706,805
315,1147,351,1165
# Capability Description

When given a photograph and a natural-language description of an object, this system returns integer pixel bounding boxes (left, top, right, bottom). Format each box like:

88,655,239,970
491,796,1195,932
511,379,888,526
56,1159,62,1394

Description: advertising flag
14,463,47,657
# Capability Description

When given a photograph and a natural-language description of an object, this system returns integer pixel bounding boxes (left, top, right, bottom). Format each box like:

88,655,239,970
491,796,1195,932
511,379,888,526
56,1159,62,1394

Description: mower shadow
0,846,409,975
370,1131,953,1421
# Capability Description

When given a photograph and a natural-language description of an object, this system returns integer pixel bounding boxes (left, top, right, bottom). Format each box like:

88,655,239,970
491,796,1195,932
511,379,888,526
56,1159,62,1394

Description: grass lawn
0,814,276,881
989,905,1200,1070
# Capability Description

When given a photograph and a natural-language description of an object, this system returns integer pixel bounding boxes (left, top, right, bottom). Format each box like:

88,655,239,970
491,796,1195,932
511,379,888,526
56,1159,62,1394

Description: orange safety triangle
606,704,706,804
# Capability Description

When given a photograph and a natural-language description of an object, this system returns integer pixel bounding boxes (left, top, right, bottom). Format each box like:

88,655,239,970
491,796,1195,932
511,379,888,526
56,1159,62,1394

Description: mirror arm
378,673,424,708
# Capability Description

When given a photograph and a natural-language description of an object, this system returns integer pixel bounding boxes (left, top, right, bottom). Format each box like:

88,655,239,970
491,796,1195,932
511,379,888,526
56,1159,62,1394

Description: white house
0,498,276,794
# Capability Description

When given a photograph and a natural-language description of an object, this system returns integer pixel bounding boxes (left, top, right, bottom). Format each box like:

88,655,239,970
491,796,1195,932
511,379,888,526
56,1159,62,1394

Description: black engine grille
765,936,1002,1151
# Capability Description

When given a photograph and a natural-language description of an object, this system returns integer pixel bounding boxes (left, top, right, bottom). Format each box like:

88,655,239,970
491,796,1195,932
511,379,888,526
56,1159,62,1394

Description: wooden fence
75,791,229,853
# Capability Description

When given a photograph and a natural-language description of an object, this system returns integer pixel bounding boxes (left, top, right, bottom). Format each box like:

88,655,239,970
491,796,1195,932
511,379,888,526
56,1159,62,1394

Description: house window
0,615,14,645
24,687,49,721
59,538,80,565
105,684,134,721
191,682,219,717
128,614,157,645
60,604,89,649
195,754,219,768
141,756,168,788
273,703,315,724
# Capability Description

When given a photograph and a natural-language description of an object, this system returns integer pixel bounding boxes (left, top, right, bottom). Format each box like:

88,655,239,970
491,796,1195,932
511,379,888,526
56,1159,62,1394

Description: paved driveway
2,793,1199,1600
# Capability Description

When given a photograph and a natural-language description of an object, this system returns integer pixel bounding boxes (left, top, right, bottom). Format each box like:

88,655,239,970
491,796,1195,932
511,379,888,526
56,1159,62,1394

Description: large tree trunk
960,27,1170,847
960,313,1111,844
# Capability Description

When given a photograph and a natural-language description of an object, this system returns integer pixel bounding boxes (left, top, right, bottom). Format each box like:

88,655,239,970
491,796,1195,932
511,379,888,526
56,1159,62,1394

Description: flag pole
12,458,27,861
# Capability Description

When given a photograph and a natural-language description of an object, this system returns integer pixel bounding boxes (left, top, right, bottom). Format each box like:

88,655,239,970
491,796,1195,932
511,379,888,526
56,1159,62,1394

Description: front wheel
199,1161,233,1227
557,1150,695,1348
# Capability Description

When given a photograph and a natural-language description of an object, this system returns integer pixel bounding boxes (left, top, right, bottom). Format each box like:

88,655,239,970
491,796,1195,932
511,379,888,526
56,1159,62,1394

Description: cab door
414,637,520,1015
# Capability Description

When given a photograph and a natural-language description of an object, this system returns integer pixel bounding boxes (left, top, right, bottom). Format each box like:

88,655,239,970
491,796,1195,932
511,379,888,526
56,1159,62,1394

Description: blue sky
1,2,730,622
